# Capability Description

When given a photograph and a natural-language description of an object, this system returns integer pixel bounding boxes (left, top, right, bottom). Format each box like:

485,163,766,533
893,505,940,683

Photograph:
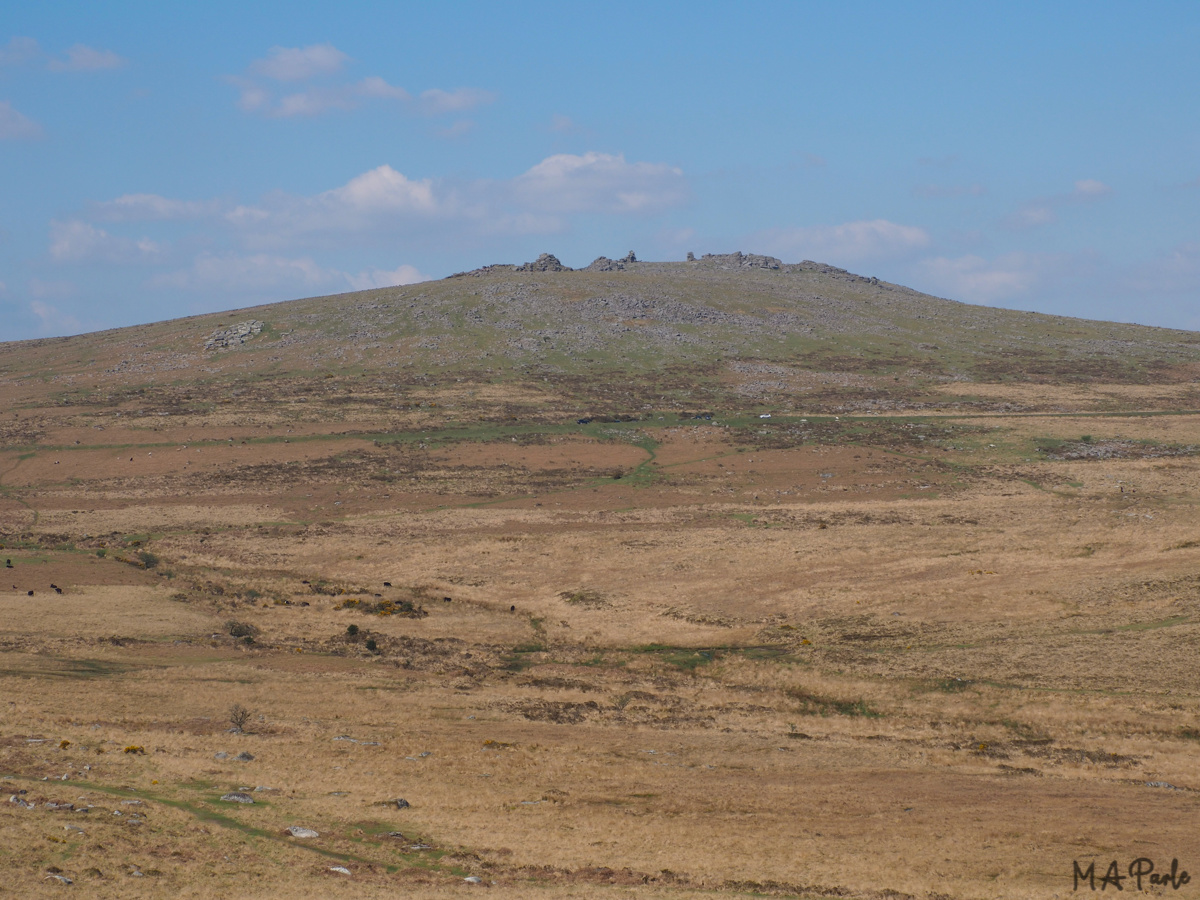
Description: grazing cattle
383,581,392,587
26,590,33,596
4,560,11,568
54,587,63,594
510,605,516,612
443,596,452,603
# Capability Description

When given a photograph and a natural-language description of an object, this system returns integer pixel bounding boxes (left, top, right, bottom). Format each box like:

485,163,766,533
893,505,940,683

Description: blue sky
2,1,1199,340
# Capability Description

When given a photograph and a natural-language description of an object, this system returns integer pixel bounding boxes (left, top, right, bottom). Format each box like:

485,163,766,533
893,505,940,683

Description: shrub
228,703,251,733
346,624,359,636
96,549,106,558
365,638,378,653
123,745,145,755
226,621,257,639
136,550,159,569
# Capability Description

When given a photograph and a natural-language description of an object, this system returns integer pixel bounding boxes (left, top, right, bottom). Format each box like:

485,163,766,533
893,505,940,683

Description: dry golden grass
2,365,1200,898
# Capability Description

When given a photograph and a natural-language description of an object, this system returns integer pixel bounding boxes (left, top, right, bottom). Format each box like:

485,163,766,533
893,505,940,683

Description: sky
1,1,1199,340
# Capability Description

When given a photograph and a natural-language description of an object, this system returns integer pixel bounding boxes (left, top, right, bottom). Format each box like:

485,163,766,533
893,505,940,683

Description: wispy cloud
755,219,932,264
511,152,687,215
0,36,39,66
1006,179,1113,230
92,193,223,221
49,219,161,263
48,44,127,72
230,45,489,121
152,252,429,295
0,100,43,139
418,87,496,115
249,44,348,81
913,251,1097,304
914,183,986,199
29,299,82,334
344,264,430,290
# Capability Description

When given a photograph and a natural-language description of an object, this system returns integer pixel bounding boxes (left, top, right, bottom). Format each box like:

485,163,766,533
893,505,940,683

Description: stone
464,876,483,884
286,826,319,838
328,866,352,875
686,251,696,261
220,792,254,804
234,751,254,762
203,320,264,352
620,251,637,263
213,752,228,760
45,873,73,884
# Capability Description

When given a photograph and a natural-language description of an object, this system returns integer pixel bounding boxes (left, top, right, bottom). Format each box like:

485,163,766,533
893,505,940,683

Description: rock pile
515,253,572,272
584,256,624,272
699,251,782,270
204,320,264,351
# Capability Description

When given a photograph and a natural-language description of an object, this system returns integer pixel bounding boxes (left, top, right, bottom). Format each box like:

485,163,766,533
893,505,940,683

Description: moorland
2,252,1200,898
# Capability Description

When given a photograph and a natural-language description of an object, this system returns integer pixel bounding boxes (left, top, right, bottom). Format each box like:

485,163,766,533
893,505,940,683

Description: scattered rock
285,826,320,838
9,794,35,809
213,752,228,760
204,320,264,352
393,798,410,809
220,791,254,804
686,251,696,261
44,873,73,885
620,250,637,263
464,876,483,884
328,866,352,875
235,751,254,762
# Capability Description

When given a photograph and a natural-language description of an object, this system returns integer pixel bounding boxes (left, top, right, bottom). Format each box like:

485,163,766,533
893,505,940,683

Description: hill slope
2,253,1198,417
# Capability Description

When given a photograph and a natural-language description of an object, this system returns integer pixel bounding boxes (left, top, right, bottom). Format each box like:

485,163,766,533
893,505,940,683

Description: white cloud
548,114,575,133
0,36,39,66
250,44,348,81
512,152,687,215
0,100,43,139
49,219,161,263
756,219,932,264
48,44,127,72
344,264,429,290
322,165,438,214
418,87,496,114
93,193,222,221
29,300,82,334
